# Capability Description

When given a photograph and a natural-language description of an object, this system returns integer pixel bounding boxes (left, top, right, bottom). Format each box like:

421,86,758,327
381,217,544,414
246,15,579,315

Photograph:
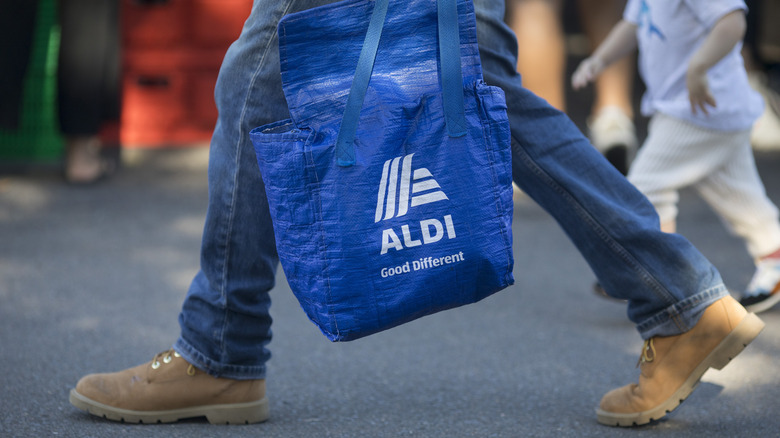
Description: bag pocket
250,119,317,227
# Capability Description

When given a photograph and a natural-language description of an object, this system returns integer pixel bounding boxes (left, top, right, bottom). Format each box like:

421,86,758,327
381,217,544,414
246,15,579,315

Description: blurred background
1,0,778,173
0,0,252,171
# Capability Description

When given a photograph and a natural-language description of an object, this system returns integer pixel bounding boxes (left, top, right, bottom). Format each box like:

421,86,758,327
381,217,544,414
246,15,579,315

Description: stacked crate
121,0,252,146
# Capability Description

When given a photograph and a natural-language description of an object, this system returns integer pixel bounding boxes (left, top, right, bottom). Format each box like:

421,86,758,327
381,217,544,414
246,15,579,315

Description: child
572,0,780,313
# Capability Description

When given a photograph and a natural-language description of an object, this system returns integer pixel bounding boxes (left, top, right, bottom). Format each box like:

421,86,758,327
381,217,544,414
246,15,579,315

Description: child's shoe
588,106,638,175
740,257,780,313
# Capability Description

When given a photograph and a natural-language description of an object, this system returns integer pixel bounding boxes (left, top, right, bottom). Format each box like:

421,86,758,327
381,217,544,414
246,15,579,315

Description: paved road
1,146,779,438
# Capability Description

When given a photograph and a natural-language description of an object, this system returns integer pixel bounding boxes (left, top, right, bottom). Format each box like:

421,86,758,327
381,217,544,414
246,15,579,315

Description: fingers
571,68,591,90
686,71,716,116
571,58,602,90
689,92,717,116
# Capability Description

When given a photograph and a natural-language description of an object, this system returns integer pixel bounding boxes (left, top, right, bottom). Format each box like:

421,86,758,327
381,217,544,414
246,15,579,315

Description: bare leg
505,0,566,111
575,0,637,175
576,0,634,118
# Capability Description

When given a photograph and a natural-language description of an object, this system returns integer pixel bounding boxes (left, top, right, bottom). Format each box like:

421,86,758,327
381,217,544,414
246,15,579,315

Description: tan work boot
597,296,764,427
69,349,269,424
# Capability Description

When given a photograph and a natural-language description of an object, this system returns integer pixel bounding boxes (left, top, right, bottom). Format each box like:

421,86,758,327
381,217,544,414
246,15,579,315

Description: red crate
119,0,250,146
121,70,187,144
189,70,220,128
190,0,252,47
120,49,225,145
122,0,188,49
123,46,225,71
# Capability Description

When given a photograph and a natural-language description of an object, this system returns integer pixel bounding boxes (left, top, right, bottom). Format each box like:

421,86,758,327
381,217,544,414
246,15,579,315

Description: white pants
628,113,780,259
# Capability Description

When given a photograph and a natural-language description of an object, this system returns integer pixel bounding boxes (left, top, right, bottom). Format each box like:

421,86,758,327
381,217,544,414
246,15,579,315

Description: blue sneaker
740,258,780,313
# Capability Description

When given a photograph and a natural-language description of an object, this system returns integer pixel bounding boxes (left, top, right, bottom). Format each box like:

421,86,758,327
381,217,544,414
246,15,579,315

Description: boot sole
69,388,269,424
596,312,765,427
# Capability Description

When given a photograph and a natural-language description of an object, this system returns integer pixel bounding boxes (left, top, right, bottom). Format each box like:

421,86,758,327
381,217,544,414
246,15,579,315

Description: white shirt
624,0,763,131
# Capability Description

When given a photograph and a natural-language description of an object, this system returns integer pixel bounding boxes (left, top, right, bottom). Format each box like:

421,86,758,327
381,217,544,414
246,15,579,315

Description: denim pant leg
472,0,728,339
174,0,332,380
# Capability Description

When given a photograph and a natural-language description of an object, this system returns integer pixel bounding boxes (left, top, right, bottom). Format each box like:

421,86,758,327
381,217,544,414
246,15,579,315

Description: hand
686,68,717,115
572,56,605,90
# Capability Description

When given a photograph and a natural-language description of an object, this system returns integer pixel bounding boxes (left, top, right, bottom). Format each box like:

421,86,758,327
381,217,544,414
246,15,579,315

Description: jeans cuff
636,283,730,339
174,337,268,380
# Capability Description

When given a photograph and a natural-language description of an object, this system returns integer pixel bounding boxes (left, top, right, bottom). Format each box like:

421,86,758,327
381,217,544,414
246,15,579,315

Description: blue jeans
174,0,727,379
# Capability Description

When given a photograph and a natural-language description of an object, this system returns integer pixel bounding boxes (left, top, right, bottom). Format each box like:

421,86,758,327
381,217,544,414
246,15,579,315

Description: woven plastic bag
250,0,514,341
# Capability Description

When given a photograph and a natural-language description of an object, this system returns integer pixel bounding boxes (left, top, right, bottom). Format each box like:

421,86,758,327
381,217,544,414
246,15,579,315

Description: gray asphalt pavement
1,145,779,438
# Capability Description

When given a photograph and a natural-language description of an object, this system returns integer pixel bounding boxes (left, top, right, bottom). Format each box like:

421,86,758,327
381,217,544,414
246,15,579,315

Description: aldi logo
374,153,448,223
375,154,457,255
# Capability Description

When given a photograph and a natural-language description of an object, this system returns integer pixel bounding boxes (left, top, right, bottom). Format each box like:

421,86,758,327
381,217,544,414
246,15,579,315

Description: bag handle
335,0,467,167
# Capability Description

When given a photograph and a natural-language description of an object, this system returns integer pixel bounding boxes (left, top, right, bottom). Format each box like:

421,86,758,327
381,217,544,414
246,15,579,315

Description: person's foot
592,281,626,303
740,257,780,313
69,349,269,424
597,295,764,427
748,72,780,151
588,106,637,175
64,136,116,184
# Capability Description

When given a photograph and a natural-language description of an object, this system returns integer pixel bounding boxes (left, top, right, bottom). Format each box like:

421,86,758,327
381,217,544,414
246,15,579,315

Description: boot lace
151,349,196,376
636,338,656,368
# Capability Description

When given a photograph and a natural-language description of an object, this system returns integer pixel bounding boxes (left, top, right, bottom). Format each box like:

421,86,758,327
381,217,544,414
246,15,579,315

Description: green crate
0,0,63,163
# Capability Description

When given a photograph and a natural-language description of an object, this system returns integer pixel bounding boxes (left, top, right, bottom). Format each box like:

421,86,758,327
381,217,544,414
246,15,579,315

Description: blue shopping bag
250,0,514,341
